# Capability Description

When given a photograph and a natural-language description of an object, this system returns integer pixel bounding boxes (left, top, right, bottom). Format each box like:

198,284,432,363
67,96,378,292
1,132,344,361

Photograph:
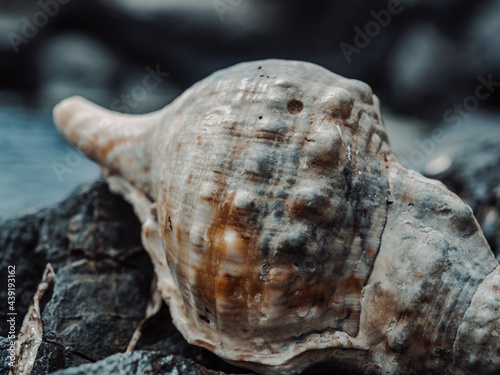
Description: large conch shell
53,60,500,375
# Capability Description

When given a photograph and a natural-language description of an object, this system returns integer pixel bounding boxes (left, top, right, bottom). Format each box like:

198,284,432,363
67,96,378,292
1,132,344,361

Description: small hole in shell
258,116,263,120
287,100,304,115
199,315,210,324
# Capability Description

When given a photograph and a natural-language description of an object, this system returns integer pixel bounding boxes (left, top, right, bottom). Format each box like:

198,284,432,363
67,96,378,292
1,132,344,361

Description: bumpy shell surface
54,60,500,375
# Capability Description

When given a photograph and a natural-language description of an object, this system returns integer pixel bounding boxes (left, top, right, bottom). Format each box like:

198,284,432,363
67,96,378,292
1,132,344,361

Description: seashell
53,60,500,375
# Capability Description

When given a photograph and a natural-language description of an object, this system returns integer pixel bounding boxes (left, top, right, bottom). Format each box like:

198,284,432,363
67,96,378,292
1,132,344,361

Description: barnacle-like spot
287,100,304,115
290,185,329,217
244,143,276,178
273,224,309,255
255,119,288,137
326,88,354,119
233,190,255,211
344,79,373,105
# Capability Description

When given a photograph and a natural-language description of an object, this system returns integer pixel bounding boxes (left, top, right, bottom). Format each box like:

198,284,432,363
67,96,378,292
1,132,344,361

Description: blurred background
1,0,500,218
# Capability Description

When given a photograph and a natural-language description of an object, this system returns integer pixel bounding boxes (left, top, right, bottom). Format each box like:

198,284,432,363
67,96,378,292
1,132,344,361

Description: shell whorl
147,60,394,359
53,60,500,375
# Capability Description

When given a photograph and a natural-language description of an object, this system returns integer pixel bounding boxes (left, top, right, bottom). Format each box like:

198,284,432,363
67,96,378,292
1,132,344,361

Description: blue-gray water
0,105,99,218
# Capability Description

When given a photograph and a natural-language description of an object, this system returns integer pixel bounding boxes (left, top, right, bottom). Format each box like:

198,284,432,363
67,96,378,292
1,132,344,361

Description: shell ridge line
433,271,470,358
182,130,206,334
451,264,500,354
431,245,480,360
211,99,240,323
211,192,236,325
417,267,447,368
160,96,204,329
361,176,390,292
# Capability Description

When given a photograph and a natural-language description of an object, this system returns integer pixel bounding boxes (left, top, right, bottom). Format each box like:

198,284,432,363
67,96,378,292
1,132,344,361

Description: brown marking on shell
338,275,365,296
286,99,304,115
216,273,247,306
194,192,234,315
194,339,217,352
100,139,116,159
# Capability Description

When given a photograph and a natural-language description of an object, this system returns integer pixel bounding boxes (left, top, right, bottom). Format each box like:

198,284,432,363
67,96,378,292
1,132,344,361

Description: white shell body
54,60,500,375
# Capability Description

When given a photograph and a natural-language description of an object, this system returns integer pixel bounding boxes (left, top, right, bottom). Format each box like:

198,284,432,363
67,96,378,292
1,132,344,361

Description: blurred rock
387,23,456,118
36,33,121,108
383,112,435,169
425,134,500,257
478,186,500,260
464,0,500,76
1,0,498,119
403,0,456,11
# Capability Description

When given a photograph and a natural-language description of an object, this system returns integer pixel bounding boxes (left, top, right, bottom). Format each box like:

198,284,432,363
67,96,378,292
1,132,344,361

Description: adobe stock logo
7,0,71,54
398,74,500,170
110,65,170,113
339,0,412,63
213,0,245,22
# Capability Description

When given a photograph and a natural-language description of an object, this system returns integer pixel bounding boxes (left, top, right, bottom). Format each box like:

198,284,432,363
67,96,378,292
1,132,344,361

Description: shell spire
53,96,161,194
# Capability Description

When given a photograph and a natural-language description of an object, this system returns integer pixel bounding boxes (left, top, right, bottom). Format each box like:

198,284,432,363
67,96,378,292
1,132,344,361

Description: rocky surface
426,135,500,258
50,351,235,375
0,181,250,374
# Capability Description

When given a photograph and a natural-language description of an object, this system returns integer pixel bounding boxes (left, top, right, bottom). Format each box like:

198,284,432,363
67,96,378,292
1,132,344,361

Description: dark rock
51,351,240,375
426,135,500,257
0,337,15,374
31,340,92,374
35,32,121,107
463,0,500,77
477,186,500,260
0,210,46,336
387,23,457,118
1,336,91,375
0,181,248,374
